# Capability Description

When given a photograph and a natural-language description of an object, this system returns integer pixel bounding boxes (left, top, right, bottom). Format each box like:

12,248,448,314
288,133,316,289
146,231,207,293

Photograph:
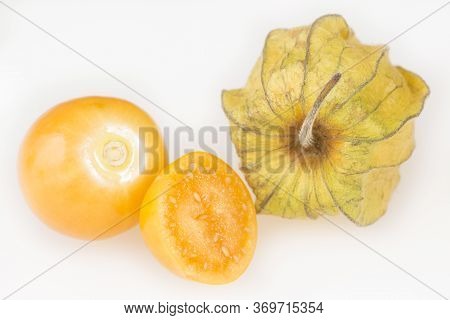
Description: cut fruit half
140,152,257,284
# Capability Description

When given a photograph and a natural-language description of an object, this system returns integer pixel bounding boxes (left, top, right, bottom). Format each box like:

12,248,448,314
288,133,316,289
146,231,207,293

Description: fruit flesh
140,152,257,284
18,96,165,239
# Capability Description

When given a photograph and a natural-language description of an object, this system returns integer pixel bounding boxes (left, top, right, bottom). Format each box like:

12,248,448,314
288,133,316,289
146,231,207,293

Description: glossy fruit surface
19,96,165,239
140,152,257,284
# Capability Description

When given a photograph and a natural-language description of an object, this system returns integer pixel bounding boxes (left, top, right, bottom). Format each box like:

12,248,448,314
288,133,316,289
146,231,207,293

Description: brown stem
298,73,341,148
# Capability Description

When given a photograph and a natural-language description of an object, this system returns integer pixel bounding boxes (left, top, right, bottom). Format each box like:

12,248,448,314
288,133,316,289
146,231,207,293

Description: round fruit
140,152,257,284
18,96,165,239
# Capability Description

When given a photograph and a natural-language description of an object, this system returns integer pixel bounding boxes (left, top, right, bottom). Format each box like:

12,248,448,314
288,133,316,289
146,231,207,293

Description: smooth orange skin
140,152,257,284
18,96,165,239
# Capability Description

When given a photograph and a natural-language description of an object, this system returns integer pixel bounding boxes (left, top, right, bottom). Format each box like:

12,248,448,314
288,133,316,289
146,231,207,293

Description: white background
0,0,449,300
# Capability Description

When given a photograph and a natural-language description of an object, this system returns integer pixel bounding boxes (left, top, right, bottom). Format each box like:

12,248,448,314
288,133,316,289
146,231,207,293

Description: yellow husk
222,15,429,225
